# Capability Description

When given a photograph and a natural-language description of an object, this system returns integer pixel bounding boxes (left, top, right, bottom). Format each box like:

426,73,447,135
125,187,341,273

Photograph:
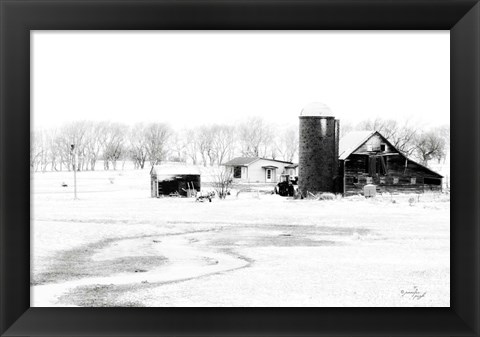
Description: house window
380,144,386,151
267,169,272,180
233,166,242,178
411,177,416,184
393,177,399,184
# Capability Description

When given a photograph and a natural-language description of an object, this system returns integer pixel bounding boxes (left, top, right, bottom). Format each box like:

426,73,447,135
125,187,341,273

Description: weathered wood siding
342,134,442,195
353,133,395,154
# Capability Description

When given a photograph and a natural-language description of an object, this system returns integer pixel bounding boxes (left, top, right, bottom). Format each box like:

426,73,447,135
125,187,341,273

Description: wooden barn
338,131,443,196
150,165,201,198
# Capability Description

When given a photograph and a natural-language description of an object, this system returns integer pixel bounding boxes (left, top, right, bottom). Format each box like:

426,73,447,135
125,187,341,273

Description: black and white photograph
30,31,450,307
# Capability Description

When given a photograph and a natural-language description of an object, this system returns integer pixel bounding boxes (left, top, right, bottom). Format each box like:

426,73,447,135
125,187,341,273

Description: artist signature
401,286,426,300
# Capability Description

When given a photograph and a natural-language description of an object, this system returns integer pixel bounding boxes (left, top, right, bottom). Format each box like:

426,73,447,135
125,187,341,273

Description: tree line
30,118,297,172
30,117,449,172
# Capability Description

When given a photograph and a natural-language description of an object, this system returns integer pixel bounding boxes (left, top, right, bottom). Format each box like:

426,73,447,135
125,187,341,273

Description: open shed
150,165,201,198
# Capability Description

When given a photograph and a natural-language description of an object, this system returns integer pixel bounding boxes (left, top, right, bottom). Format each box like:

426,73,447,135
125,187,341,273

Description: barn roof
150,165,200,176
339,131,376,160
338,131,443,178
223,157,293,166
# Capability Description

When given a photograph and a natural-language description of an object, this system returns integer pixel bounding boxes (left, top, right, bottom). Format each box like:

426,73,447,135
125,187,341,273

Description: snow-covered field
31,167,450,307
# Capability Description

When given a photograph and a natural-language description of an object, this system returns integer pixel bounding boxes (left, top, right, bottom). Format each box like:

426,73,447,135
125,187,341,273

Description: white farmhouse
223,157,295,183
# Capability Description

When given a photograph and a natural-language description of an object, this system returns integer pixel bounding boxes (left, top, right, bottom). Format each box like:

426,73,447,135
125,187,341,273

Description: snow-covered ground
31,167,450,307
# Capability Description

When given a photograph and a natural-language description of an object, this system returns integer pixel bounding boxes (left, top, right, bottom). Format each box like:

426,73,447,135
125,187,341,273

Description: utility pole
71,144,78,199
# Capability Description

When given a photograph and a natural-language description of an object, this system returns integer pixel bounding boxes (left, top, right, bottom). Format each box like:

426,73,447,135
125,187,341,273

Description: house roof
223,157,293,166
223,157,260,166
150,165,200,176
338,131,376,160
338,130,443,178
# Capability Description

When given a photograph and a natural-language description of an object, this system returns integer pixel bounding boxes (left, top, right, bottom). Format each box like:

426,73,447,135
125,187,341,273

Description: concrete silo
298,102,340,195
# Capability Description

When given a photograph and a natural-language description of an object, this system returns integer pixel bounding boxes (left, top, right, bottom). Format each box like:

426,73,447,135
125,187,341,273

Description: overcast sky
32,31,449,131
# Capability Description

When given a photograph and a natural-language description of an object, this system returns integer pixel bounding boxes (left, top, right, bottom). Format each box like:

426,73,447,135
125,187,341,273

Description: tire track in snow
32,228,252,306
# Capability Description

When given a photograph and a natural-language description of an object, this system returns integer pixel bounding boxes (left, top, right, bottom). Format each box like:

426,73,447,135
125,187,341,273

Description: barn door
368,156,377,176
368,156,387,178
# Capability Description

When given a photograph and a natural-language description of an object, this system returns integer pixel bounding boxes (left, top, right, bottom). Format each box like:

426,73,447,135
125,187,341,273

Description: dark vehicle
274,174,298,197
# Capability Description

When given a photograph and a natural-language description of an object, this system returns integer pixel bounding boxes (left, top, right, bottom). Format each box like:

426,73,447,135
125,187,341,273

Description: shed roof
150,165,200,176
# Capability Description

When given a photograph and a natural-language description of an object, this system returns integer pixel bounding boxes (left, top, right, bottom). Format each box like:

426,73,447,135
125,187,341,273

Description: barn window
233,166,242,178
393,177,399,184
380,144,386,151
424,177,441,185
411,177,416,184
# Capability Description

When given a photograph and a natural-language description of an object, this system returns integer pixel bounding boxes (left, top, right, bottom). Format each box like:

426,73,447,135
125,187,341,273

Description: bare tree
30,130,45,171
52,130,71,171
145,123,171,166
238,117,274,157
414,129,447,165
129,123,149,169
183,128,199,165
277,125,298,162
196,126,215,166
169,131,187,163
186,125,236,166
103,123,128,170
211,124,235,165
49,121,90,172
436,124,450,163
66,121,90,171
44,129,61,171
356,118,418,156
83,122,107,171
212,166,234,199
339,121,354,139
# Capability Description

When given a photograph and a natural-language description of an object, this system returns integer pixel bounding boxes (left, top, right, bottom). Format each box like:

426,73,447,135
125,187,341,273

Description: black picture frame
1,0,478,336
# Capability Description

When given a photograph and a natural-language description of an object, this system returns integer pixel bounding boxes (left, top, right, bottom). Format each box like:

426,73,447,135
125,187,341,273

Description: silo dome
300,102,334,117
